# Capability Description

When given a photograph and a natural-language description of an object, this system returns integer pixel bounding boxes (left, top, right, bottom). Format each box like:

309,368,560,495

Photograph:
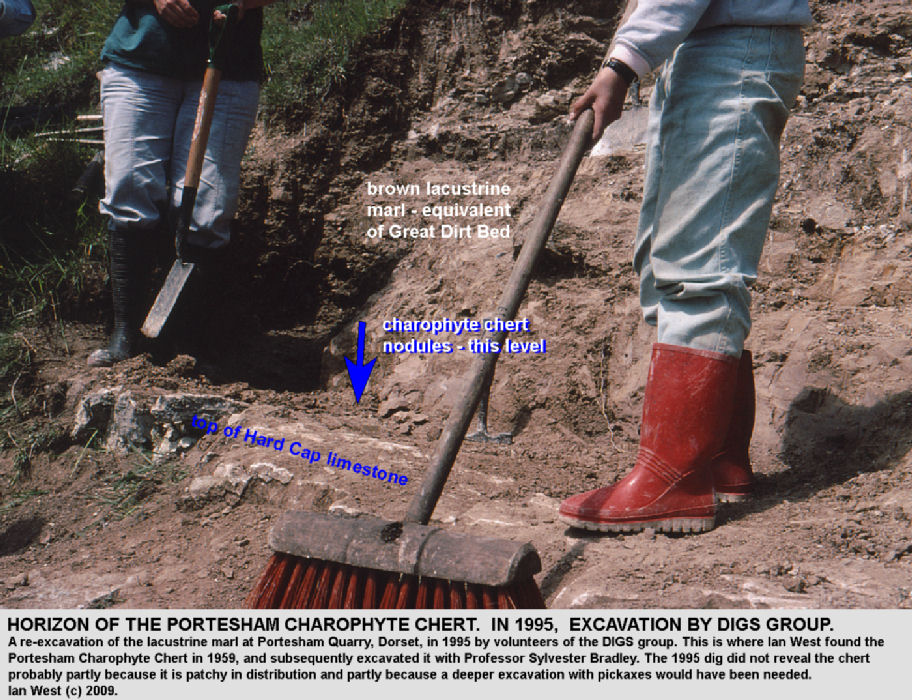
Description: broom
245,110,595,610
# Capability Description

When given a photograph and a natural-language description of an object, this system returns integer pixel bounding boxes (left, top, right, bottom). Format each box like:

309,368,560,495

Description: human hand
569,67,629,142
153,0,199,28
213,1,246,24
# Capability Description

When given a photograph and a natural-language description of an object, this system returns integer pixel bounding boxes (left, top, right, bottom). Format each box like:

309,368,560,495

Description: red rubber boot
710,350,755,502
559,343,738,533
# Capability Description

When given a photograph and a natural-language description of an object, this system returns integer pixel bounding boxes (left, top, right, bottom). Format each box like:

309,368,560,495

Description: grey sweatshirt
610,0,812,77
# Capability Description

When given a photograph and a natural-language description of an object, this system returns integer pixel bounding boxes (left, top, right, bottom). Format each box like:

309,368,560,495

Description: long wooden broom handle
405,109,595,525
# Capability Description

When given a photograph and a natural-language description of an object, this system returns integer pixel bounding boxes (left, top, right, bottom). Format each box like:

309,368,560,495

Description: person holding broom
559,0,811,533
88,0,278,367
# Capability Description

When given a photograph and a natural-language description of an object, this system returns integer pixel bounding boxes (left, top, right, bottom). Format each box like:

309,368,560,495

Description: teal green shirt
101,2,263,82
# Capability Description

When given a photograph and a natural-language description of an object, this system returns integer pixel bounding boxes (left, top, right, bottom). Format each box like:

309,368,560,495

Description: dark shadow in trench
717,386,912,525
0,516,46,557
204,330,326,393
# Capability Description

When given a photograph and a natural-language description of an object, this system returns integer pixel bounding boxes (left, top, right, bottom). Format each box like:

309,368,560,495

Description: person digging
559,0,810,533
88,0,279,367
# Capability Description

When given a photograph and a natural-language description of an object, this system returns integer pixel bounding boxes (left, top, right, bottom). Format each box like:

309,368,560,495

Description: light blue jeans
634,26,805,356
99,64,259,248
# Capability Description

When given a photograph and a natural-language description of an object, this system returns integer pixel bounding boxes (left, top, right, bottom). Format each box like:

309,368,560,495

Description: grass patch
95,451,187,521
4,423,69,485
0,134,108,327
260,0,408,118
0,489,48,513
2,1,410,122
0,331,32,392
0,1,120,117
0,330,35,428
11,446,32,484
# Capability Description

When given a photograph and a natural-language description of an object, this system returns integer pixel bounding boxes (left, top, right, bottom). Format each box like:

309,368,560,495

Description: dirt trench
2,0,912,610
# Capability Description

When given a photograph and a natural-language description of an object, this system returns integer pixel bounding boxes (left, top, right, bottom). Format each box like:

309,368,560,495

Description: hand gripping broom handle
174,2,241,260
405,110,595,525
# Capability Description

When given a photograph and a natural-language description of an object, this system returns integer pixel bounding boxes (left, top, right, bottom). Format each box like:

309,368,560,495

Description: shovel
141,2,242,338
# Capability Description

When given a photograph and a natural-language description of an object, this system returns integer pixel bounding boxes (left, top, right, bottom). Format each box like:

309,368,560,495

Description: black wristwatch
602,57,637,87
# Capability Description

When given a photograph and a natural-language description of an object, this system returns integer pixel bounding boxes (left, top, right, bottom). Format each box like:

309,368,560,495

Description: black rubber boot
87,228,149,367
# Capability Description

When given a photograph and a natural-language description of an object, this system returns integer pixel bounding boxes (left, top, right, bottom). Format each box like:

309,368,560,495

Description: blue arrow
344,321,377,404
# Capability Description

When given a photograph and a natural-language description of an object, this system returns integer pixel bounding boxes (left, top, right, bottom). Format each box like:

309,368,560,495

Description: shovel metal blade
141,259,195,338
268,510,542,588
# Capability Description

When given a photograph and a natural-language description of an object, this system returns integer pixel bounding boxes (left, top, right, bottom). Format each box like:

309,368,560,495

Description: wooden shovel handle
184,67,222,190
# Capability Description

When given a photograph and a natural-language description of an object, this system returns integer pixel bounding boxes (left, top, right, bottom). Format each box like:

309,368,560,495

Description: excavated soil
2,0,912,609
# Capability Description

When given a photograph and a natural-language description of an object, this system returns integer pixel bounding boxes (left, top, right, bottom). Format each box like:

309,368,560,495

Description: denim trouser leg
633,26,805,357
99,64,259,248
99,66,181,232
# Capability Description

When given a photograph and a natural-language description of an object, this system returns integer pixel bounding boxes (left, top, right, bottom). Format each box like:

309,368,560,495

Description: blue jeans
99,64,259,248
0,0,35,38
633,26,804,356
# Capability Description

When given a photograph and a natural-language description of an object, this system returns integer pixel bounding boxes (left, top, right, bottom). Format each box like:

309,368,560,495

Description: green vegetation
1,6,114,365
1,0,409,121
0,136,107,438
0,1,121,113
0,332,32,407
260,0,407,117
0,488,48,513
95,451,187,520
0,320,36,442
0,139,108,324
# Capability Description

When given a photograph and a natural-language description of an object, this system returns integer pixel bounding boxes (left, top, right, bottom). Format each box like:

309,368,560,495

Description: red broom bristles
245,553,546,609
481,586,496,609
342,568,361,609
309,562,336,608
465,583,481,609
327,566,348,609
362,570,380,609
394,575,416,609
449,581,464,609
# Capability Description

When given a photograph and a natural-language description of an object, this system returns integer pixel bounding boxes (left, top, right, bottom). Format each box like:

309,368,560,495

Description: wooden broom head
245,552,546,609
265,510,542,589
